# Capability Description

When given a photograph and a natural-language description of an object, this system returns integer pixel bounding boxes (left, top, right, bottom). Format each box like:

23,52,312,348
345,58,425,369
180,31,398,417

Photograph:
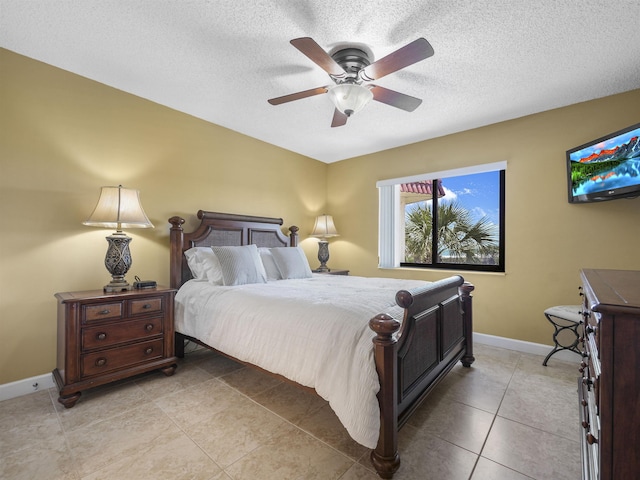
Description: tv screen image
567,122,640,203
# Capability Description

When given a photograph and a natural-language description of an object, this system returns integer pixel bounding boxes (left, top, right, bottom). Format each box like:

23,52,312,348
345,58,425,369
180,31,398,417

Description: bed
169,210,475,479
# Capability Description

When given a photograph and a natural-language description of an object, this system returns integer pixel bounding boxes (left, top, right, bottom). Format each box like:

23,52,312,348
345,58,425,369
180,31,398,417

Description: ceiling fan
268,37,434,127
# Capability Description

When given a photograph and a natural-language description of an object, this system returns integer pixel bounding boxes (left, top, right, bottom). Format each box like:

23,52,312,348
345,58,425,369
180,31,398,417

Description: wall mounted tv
567,122,640,203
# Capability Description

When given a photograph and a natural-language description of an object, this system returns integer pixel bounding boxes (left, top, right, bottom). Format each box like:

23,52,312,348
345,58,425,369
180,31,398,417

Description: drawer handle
99,309,110,315
96,332,107,341
145,323,154,332
95,357,107,367
144,347,154,355
142,304,152,309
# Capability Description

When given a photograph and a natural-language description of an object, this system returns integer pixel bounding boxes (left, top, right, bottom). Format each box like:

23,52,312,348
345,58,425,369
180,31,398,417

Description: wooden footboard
370,276,474,479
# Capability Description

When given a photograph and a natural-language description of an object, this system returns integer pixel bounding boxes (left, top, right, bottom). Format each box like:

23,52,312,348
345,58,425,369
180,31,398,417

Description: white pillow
183,247,223,284
270,247,313,279
258,248,282,281
211,244,267,286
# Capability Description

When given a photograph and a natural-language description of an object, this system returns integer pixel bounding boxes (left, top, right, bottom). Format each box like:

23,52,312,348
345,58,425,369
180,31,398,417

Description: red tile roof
400,180,445,197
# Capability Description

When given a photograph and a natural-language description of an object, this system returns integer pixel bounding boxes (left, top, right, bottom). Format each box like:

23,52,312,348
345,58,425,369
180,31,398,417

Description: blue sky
439,171,501,226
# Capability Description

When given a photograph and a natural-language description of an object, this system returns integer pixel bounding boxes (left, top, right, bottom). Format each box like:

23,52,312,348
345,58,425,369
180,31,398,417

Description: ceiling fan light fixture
327,84,373,116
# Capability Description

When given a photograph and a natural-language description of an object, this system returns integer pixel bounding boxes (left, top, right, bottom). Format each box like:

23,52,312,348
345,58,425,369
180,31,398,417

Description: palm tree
405,201,498,264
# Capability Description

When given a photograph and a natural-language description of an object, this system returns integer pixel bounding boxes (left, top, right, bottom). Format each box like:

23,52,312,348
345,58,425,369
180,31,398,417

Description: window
377,162,505,272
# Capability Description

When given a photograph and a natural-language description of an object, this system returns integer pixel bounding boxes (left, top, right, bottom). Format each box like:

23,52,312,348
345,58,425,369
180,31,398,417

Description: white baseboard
474,332,581,363
0,334,579,403
0,372,56,402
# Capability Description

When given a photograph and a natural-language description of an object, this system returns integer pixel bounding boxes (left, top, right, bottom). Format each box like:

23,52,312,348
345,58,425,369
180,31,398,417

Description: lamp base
103,232,134,292
103,279,133,293
316,240,331,272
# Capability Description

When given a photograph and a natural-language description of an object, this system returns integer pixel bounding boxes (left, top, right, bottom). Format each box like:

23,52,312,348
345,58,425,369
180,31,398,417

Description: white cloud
472,206,487,217
441,186,457,202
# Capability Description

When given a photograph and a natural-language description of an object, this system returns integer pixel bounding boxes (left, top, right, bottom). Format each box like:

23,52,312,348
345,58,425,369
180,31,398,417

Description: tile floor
0,343,582,479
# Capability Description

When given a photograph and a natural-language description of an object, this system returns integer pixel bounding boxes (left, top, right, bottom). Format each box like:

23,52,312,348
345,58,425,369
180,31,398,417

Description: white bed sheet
174,274,430,449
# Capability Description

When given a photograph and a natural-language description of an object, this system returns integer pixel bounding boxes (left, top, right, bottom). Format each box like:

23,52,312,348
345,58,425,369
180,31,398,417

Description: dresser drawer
579,377,599,480
83,302,123,322
81,338,164,377
583,310,600,357
82,316,163,351
130,296,163,315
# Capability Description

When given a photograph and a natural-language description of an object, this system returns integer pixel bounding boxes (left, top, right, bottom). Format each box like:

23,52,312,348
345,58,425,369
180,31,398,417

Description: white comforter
174,274,430,448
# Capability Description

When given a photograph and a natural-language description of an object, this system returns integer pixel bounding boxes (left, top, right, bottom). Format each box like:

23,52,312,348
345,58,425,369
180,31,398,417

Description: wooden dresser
53,286,178,408
578,269,640,480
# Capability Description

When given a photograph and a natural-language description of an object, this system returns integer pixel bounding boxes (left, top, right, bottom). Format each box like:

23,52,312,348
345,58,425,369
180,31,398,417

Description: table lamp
310,214,339,272
83,185,153,292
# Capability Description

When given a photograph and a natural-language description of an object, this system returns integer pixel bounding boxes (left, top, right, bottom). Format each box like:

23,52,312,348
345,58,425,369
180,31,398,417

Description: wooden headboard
168,210,299,289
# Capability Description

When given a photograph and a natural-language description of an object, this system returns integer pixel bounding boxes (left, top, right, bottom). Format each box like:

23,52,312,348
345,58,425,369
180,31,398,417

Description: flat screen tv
567,122,640,203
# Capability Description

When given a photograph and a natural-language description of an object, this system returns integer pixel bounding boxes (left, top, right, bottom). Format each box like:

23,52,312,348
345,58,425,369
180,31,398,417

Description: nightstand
313,269,349,276
53,286,178,408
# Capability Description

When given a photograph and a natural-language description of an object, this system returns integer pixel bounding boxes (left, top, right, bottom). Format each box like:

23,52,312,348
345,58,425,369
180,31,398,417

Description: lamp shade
83,185,153,231
310,214,339,239
327,84,373,116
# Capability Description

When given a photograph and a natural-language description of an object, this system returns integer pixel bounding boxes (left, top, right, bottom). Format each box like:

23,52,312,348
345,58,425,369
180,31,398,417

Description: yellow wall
0,49,327,384
2,46,639,385
327,89,640,345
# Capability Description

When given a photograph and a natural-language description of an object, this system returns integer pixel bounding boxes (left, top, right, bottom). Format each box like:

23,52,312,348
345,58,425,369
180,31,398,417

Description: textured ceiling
2,1,640,163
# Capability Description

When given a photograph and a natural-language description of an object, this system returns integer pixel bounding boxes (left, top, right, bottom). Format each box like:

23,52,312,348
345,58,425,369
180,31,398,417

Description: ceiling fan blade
290,37,347,79
360,38,434,81
370,85,422,112
268,86,329,105
331,109,348,127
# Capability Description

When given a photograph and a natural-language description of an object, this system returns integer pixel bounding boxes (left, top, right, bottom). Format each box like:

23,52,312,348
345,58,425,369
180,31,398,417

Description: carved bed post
369,313,401,479
288,225,299,247
459,282,475,367
168,216,185,290
168,216,186,358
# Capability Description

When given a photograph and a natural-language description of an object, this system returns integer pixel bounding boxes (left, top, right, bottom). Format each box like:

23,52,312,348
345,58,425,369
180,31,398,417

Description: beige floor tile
1,437,79,480
253,381,327,424
217,365,283,397
188,350,245,377
339,462,381,480
430,345,519,414
183,396,290,468
65,402,182,477
482,416,580,480
0,389,62,456
80,430,221,480
393,423,478,480
134,360,214,399
225,426,353,480
209,472,234,480
498,358,579,440
407,396,495,453
471,457,533,480
298,403,370,460
153,378,246,429
53,380,150,433
0,344,585,480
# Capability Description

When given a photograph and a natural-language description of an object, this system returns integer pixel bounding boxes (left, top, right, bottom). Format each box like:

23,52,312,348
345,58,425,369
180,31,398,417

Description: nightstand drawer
83,302,123,322
82,317,163,350
81,338,164,377
130,297,163,315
